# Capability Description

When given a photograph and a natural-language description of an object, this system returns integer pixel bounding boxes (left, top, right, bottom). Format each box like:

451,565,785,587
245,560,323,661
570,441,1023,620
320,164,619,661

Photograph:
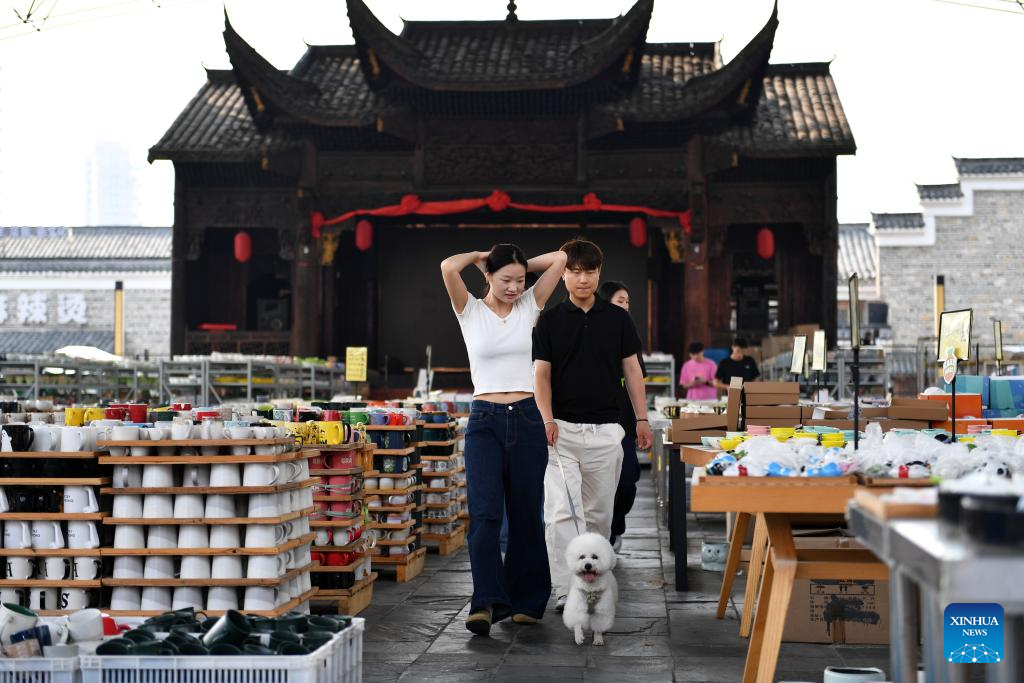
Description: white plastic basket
79,618,363,683
0,656,78,683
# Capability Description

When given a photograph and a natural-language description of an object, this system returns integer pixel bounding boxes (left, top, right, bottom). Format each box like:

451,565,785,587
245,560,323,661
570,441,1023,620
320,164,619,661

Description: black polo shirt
533,295,643,424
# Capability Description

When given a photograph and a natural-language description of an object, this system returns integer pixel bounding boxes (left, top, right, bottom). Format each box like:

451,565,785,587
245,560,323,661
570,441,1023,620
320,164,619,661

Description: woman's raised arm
441,251,489,314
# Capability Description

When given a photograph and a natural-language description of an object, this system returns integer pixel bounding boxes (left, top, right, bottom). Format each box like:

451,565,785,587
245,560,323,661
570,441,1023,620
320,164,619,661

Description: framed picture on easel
937,309,973,362
790,336,807,375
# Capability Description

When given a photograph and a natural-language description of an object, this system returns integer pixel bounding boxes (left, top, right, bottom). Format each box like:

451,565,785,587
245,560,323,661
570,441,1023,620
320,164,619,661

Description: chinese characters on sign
0,292,88,326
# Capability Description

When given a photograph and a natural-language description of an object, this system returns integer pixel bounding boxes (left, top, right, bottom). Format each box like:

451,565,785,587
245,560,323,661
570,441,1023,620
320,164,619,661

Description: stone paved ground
359,472,890,682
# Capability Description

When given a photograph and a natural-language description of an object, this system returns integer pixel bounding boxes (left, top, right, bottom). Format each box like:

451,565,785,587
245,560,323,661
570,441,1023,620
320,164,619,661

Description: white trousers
544,419,625,596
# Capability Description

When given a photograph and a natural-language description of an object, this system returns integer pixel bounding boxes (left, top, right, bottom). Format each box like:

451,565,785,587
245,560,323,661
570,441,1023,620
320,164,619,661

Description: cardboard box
783,579,889,644
744,419,806,429
745,381,801,395
745,405,804,420
933,419,989,434
727,378,742,432
921,392,983,419
745,393,801,406
889,398,947,421
670,429,726,444
870,419,931,432
672,414,728,432
991,418,1024,432
860,407,889,418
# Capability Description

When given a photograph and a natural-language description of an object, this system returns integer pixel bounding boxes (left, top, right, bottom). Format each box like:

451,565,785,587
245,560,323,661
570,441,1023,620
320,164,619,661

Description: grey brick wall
880,190,1024,346
0,287,170,357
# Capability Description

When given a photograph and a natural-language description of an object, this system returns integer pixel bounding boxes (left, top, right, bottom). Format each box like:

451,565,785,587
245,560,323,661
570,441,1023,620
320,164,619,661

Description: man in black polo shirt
533,239,652,610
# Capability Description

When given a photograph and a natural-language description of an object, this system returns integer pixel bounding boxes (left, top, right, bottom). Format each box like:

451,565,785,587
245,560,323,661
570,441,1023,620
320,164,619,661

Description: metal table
849,503,1024,683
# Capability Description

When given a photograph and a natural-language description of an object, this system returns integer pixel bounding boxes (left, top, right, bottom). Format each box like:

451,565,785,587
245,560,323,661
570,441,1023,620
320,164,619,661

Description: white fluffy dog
562,532,618,646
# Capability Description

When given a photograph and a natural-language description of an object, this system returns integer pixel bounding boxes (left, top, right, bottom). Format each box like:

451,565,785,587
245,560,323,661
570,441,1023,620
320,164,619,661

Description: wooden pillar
821,159,839,342
684,137,710,351
170,169,188,355
290,225,322,357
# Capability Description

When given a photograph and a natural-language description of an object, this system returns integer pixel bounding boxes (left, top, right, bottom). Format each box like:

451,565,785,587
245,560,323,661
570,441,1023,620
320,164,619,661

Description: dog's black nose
584,563,593,571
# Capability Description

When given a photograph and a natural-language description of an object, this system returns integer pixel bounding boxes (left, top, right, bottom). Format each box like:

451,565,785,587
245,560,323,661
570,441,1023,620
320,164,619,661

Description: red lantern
629,216,647,248
756,226,774,260
234,230,252,263
310,211,325,239
355,219,373,252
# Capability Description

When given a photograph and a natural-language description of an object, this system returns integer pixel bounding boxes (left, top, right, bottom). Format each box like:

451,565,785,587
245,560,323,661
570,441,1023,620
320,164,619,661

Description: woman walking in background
441,244,566,636
597,280,646,552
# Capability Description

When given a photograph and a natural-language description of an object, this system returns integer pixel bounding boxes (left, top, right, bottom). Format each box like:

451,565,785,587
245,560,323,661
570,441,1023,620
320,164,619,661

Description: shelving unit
96,437,317,616
418,416,465,556
764,347,889,401
643,353,676,408
308,443,374,615
0,450,106,613
0,356,349,405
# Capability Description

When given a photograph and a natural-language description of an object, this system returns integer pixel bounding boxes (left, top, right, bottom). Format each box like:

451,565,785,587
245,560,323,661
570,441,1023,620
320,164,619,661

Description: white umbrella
54,346,122,362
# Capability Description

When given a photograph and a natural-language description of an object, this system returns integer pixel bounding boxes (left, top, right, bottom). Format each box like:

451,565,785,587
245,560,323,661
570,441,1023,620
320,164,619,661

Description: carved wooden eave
591,1,778,132
345,0,652,92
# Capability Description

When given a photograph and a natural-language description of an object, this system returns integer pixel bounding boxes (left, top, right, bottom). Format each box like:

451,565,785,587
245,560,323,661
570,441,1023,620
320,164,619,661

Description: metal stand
853,346,860,450
951,378,957,442
816,370,823,404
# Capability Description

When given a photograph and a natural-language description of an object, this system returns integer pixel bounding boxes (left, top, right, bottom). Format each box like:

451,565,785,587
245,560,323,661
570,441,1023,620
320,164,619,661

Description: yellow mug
65,407,86,427
316,421,344,446
83,407,105,424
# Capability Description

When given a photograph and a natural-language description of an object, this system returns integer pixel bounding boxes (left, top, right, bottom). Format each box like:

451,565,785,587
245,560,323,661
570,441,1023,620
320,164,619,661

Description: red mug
104,407,127,420
102,617,130,636
308,454,327,470
127,404,148,423
311,551,326,565
321,410,341,422
326,451,357,469
330,501,359,516
171,403,191,411
195,411,219,421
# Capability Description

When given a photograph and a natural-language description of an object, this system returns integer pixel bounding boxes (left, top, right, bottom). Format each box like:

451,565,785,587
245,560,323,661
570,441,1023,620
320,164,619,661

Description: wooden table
691,471,887,683
665,444,720,591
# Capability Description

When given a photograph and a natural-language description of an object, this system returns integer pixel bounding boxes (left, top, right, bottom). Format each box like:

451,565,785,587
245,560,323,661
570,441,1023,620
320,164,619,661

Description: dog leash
551,438,583,536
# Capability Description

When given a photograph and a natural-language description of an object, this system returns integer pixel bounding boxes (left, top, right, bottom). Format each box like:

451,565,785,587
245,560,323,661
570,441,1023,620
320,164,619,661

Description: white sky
0,0,1021,227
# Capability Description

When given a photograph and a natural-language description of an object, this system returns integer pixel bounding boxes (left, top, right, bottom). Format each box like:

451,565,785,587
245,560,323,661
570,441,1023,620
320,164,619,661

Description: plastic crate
79,618,363,683
0,656,78,683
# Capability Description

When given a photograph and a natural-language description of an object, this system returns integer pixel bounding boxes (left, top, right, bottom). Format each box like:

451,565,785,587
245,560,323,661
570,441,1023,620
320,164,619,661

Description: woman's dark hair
598,281,628,301
485,244,528,274
688,341,704,355
560,238,603,270
732,337,749,349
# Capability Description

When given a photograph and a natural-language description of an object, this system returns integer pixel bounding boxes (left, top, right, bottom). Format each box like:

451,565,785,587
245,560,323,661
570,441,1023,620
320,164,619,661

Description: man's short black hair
560,238,603,271
688,341,704,355
732,337,748,349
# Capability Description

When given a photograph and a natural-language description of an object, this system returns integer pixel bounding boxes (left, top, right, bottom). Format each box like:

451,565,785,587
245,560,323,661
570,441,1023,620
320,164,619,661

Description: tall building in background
85,141,138,225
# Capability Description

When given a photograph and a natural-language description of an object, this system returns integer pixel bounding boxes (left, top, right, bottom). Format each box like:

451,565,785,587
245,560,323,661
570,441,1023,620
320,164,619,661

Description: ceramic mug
209,464,240,487
63,486,99,514
39,556,68,581
243,587,278,612
112,494,143,518
146,525,178,549
206,587,239,612
140,587,173,612
244,524,286,548
112,556,144,579
67,608,104,642
211,555,244,580
173,493,204,519
209,525,240,548
28,588,58,612
72,556,102,581
143,556,175,580
64,408,86,427
205,494,237,519
6,557,35,580
59,588,90,611
66,521,99,549
142,465,174,488
246,555,285,579
30,521,64,550
180,556,211,580
0,603,38,645
177,525,209,549
109,587,142,611
112,465,142,489
316,422,344,446
142,494,174,519
183,464,210,488
113,525,146,549
248,493,281,519
172,587,204,611
243,463,281,487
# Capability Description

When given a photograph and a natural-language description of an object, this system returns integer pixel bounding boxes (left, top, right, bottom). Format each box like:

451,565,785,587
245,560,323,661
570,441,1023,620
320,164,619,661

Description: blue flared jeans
464,397,551,620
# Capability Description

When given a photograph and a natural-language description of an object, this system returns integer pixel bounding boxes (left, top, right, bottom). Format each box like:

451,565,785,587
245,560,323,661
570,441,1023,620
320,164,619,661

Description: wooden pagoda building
151,0,855,372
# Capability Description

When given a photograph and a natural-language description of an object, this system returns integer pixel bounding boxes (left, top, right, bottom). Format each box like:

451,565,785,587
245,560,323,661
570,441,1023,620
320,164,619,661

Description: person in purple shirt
679,341,718,400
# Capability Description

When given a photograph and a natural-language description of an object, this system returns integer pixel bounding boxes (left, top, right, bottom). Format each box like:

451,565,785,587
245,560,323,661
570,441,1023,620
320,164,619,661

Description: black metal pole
817,369,823,403
853,346,860,450
976,343,980,376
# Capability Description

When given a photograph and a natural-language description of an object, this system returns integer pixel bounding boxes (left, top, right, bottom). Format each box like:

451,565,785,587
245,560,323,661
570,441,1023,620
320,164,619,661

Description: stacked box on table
920,392,983,419
670,414,727,444
989,376,1024,411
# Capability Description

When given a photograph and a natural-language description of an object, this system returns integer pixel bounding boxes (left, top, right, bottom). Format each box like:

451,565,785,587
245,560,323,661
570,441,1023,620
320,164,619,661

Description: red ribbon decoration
316,190,692,237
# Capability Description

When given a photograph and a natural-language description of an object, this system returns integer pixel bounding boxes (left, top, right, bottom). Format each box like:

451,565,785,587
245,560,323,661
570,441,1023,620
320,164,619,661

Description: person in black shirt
597,280,645,553
713,336,761,389
533,240,652,611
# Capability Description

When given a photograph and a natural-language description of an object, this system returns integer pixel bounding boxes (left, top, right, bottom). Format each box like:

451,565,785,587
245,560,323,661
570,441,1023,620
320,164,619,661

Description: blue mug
369,412,389,426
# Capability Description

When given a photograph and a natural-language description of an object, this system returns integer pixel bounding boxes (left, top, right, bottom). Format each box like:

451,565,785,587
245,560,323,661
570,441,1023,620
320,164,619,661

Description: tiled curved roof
838,223,875,281
916,183,962,201
872,213,925,230
954,158,1024,175
0,227,171,259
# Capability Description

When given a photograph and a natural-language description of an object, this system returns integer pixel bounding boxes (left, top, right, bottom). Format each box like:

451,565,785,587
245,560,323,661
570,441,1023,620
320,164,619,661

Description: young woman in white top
441,244,566,636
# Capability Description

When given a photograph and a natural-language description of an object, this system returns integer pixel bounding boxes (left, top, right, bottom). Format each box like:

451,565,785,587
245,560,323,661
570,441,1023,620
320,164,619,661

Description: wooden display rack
422,524,466,556
104,587,319,619
312,572,376,616
0,450,108,613
372,546,426,583
97,436,318,616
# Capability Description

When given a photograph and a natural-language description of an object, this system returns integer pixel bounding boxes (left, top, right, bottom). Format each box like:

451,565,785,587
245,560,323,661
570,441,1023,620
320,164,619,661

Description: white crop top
454,289,541,396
